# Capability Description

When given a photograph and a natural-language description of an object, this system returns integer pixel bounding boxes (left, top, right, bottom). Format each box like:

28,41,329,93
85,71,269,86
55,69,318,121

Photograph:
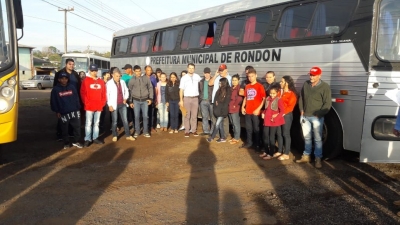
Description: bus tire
37,83,43,90
322,110,343,161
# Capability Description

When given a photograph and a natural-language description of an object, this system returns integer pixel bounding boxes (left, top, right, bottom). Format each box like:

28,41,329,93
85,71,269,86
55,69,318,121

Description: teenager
166,72,180,133
155,72,169,131
228,74,243,144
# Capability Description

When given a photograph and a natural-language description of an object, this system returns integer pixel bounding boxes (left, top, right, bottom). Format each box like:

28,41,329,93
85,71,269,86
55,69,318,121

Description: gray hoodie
127,75,154,102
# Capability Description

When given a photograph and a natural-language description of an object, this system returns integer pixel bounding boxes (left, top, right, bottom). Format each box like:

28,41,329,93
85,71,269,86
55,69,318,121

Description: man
99,71,111,134
209,64,232,141
179,70,188,131
239,65,262,96
50,72,82,149
144,65,158,133
296,66,332,169
106,68,135,142
121,64,135,126
198,67,214,135
241,68,266,149
128,65,154,138
179,63,202,137
80,64,107,147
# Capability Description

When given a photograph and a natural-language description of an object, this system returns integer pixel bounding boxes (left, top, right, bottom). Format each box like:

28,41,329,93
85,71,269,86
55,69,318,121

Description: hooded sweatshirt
80,76,107,111
50,83,81,114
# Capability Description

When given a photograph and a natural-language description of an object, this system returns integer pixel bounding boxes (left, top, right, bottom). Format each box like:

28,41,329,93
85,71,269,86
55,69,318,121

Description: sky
21,0,237,53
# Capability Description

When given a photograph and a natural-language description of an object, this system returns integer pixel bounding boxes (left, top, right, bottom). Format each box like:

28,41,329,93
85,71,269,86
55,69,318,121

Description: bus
110,0,400,163
0,0,23,144
60,53,110,77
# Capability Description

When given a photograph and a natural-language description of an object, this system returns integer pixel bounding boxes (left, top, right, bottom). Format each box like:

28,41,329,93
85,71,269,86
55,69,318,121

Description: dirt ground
1,98,400,225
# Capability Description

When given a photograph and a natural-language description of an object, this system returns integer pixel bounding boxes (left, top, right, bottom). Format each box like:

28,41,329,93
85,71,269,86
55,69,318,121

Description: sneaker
185,133,189,138
133,133,139,138
315,157,322,169
126,136,136,141
72,142,83,148
112,137,117,142
93,139,105,144
206,137,212,143
156,124,161,129
216,138,226,143
192,132,199,137
84,140,91,148
144,133,151,138
63,144,70,149
179,126,185,131
295,154,311,163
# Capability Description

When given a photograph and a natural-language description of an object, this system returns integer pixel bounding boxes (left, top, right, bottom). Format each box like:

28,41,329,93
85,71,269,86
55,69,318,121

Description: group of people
50,58,333,169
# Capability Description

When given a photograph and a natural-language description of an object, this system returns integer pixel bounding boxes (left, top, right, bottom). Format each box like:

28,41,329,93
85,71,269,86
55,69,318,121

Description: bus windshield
0,0,12,76
377,0,400,61
61,57,89,72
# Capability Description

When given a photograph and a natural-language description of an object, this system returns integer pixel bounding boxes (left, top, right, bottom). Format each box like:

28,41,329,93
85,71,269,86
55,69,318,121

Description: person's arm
147,78,153,105
179,88,184,107
286,92,297,113
239,81,246,96
316,84,332,118
102,82,107,107
122,82,129,104
155,83,159,105
208,71,219,86
298,85,304,116
50,89,59,113
253,97,265,116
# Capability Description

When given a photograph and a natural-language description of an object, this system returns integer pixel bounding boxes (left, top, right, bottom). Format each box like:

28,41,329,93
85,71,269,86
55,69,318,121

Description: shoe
230,139,239,144
169,130,174,133
144,133,151,138
315,157,322,169
63,144,70,149
193,132,199,137
126,136,136,141
394,200,400,206
240,143,252,149
133,133,139,138
200,133,209,136
206,137,212,143
295,154,310,163
112,137,117,142
72,142,83,148
263,155,272,160
84,140,91,147
174,130,178,133
156,124,161,129
216,138,226,143
93,139,104,144
185,133,189,138
179,126,185,131
278,154,290,161
151,128,157,133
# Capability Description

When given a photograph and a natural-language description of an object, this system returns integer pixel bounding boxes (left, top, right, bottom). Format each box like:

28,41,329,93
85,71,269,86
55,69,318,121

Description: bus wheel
37,84,43,90
322,110,343,161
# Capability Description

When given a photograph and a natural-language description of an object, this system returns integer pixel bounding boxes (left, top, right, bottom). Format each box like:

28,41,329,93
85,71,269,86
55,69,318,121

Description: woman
166,72,180,133
207,78,232,143
155,72,169,131
78,71,86,81
264,71,279,96
277,75,297,160
228,74,243,144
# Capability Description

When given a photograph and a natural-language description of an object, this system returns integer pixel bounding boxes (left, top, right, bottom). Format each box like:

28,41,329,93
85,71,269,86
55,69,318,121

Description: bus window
0,0,11,73
102,60,108,69
153,29,178,52
114,37,128,55
377,0,400,61
94,59,100,67
131,34,150,53
277,3,316,40
220,16,245,45
181,22,216,49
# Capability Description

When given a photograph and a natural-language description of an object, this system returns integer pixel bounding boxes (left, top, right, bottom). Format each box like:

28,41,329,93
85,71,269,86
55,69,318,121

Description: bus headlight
1,86,14,98
7,78,16,86
0,99,8,111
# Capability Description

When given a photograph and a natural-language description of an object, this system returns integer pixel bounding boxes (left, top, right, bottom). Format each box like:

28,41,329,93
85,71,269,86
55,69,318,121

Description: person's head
102,71,111,81
133,65,141,77
217,77,229,102
219,77,228,89
58,72,69,86
79,71,86,80
269,85,280,99
218,64,228,77
203,67,211,80
145,65,153,76
245,65,253,77
110,67,117,75
89,64,98,78
156,68,162,78
232,74,240,87
280,75,296,92
265,71,276,84
247,68,257,84
181,70,187,78
160,72,167,82
169,72,179,84
309,66,322,85
187,63,195,74
112,69,122,83
65,58,75,72
122,64,133,75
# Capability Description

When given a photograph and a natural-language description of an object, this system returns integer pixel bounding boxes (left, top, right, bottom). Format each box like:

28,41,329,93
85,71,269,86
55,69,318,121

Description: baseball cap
89,64,98,71
218,64,227,71
156,68,162,73
203,67,211,73
59,72,69,78
122,64,132,70
309,66,322,76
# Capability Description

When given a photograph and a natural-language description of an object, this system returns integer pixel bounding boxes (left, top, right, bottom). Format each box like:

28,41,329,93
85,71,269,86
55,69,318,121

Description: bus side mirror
14,0,23,29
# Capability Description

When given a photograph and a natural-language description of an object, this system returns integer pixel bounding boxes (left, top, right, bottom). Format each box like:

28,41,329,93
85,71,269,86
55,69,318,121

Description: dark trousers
282,112,293,155
148,103,156,129
57,120,73,137
264,126,283,155
99,104,108,132
245,114,260,146
169,100,180,130
60,111,81,145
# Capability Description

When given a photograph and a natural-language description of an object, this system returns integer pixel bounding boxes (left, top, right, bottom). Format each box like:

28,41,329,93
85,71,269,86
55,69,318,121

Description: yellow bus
0,0,23,144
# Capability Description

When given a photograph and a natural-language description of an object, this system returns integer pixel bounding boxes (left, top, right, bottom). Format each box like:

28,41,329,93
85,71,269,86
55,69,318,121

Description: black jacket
54,68,81,92
166,82,180,102
198,78,213,101
213,88,232,117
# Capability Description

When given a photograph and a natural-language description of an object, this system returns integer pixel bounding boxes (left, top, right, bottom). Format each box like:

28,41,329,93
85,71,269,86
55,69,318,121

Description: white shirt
211,74,232,103
179,73,201,97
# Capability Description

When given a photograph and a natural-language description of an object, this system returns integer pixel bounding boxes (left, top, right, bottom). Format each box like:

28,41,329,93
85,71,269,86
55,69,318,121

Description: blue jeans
228,112,241,140
301,116,324,158
210,116,225,139
158,102,169,128
169,100,179,130
85,110,101,141
200,100,213,133
111,104,130,137
133,100,149,135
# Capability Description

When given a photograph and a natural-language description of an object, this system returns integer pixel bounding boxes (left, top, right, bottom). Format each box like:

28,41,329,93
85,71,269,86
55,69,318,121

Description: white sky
20,0,236,53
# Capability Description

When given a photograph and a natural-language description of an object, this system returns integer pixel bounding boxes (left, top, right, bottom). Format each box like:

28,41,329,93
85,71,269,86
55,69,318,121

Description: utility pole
58,7,74,54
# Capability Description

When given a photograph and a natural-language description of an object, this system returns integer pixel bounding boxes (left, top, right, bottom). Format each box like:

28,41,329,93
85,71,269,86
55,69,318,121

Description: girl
155,72,169,131
228,74,243,144
277,76,297,160
207,78,232,143
166,72,180,133
261,85,285,160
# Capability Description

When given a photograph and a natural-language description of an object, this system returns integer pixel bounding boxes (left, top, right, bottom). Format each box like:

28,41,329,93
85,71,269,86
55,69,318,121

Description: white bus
110,0,400,163
61,53,110,76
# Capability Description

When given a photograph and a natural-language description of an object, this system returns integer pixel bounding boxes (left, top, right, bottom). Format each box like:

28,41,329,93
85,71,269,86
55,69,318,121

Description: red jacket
80,77,107,111
263,96,285,127
228,85,243,113
280,90,297,114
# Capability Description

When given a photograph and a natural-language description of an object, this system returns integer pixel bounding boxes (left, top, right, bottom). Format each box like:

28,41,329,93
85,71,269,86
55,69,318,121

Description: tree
33,50,43,58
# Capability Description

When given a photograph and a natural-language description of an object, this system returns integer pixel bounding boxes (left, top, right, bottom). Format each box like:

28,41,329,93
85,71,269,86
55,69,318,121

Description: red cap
309,66,322,76
218,64,227,71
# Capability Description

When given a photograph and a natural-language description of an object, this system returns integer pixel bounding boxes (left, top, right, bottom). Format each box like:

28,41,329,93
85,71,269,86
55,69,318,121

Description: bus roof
114,0,293,37
61,53,110,61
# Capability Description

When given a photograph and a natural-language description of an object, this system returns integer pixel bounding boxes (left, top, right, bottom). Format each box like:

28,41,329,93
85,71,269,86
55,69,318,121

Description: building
34,57,57,76
18,44,34,81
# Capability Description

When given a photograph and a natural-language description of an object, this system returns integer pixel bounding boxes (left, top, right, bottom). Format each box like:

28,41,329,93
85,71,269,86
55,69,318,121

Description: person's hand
261,113,264,119
215,70,219,76
123,100,127,104
179,100,183,107
130,103,134,108
253,109,260,115
147,100,152,105
166,102,169,107
241,108,246,115
56,113,61,118
109,106,114,112
272,113,278,118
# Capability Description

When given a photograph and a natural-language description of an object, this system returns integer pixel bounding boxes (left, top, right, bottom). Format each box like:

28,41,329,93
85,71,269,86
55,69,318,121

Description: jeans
99,104,108,131
111,104,130,137
210,116,226,139
200,100,213,133
134,100,149,135
85,110,101,141
183,97,199,133
301,116,324,158
228,113,240,140
148,103,156,129
245,114,260,146
282,112,293,155
158,102,169,128
169,100,179,130
264,126,283,155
